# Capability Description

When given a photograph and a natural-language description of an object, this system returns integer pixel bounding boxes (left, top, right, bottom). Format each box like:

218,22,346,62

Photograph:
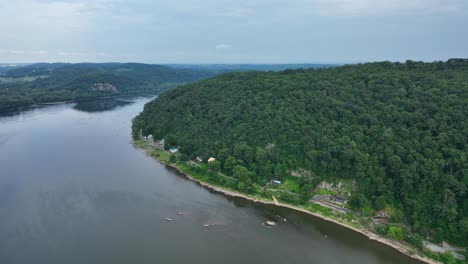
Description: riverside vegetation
133,59,468,263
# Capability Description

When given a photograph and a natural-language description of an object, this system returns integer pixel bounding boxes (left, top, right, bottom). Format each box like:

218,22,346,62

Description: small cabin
169,147,179,154
272,180,282,186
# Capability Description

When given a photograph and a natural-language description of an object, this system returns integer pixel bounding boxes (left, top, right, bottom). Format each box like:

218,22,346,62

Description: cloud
215,44,232,50
57,51,90,57
31,51,48,55
10,50,26,55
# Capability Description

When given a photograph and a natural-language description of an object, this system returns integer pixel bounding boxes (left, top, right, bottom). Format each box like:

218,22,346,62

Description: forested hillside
0,63,215,112
133,59,468,245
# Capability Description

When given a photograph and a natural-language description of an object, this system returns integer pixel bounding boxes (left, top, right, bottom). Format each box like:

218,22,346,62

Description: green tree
348,193,368,210
224,156,238,174
439,251,456,264
207,160,221,172
387,226,404,240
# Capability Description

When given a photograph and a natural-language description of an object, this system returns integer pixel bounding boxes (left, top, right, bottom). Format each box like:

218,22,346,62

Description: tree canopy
133,59,468,245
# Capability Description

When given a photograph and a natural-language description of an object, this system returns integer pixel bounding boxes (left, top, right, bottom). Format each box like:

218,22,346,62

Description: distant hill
167,63,338,73
0,63,216,112
133,59,468,245
0,63,30,73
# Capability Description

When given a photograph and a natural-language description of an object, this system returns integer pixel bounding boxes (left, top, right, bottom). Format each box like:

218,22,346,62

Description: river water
0,97,422,264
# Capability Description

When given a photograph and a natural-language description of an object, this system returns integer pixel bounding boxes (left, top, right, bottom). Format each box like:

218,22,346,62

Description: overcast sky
1,0,467,63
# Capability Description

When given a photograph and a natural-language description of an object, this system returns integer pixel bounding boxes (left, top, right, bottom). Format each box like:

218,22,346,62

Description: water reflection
73,98,132,113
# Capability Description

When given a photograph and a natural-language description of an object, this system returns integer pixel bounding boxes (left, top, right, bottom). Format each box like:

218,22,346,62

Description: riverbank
132,140,440,264
0,93,159,115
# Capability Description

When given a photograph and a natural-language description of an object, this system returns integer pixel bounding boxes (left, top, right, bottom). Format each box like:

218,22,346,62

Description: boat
178,211,192,216
266,221,277,226
165,218,173,221
203,224,216,227
276,215,287,222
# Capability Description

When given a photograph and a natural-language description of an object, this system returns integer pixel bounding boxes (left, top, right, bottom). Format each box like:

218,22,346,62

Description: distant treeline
0,63,216,112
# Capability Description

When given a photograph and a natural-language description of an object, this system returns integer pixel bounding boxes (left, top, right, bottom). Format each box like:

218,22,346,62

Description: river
0,97,422,264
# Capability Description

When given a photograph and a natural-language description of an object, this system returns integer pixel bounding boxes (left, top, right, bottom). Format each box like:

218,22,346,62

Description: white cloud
31,51,48,55
215,44,232,50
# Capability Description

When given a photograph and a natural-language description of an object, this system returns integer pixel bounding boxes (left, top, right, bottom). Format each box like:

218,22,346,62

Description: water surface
0,98,422,264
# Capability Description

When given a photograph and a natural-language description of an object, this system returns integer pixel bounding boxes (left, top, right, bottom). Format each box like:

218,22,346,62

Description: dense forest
0,63,216,112
133,59,468,245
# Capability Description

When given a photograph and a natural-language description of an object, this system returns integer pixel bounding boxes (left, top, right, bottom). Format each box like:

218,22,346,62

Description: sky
0,0,467,64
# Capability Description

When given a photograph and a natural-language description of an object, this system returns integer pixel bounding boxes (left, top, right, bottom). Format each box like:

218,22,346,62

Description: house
331,195,348,205
207,157,216,163
195,156,203,163
309,194,348,214
272,180,282,186
169,147,178,154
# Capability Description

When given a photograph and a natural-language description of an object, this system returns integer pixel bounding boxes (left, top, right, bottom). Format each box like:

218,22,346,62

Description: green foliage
375,224,389,235
317,189,337,196
133,60,468,245
282,178,302,193
348,193,369,211
180,153,189,162
439,251,457,264
207,160,221,172
387,225,404,240
405,233,424,249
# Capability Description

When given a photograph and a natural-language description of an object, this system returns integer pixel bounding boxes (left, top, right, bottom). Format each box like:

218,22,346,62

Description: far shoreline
132,140,440,264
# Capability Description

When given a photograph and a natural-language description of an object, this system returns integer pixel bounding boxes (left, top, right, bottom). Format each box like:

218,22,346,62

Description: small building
169,147,178,154
195,156,203,163
331,195,347,205
207,157,216,163
272,180,282,186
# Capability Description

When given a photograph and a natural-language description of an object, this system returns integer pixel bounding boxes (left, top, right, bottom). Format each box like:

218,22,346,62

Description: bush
439,251,457,264
405,234,423,249
387,225,404,240
169,155,177,163
375,224,389,235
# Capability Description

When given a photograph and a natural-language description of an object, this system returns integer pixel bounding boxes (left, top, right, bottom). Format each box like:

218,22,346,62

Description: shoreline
0,93,158,115
133,141,439,264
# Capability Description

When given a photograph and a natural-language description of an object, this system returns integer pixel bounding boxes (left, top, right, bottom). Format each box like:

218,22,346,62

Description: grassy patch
281,178,301,193
134,139,171,163
150,149,170,162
